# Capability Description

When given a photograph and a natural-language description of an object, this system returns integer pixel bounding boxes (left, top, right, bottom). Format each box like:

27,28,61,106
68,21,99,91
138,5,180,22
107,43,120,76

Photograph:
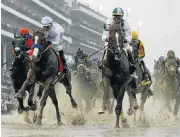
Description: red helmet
19,27,29,35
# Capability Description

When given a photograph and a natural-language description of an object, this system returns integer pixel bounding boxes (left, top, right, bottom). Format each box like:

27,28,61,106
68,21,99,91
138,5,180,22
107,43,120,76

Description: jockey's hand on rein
46,41,52,46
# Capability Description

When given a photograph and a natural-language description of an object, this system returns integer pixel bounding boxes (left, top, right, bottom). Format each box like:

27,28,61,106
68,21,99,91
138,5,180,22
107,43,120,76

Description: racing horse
98,22,134,128
73,64,97,113
152,59,164,106
160,58,180,116
126,48,152,122
10,35,36,115
15,28,77,125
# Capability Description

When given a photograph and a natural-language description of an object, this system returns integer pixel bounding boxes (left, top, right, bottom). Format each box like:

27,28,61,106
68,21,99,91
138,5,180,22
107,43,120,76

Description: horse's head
77,64,86,74
106,23,124,61
12,36,26,58
31,29,48,61
32,29,47,48
165,59,177,76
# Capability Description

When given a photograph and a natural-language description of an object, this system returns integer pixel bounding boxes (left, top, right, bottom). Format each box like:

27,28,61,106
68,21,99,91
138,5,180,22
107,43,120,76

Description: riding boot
140,60,152,86
127,49,136,74
59,50,68,73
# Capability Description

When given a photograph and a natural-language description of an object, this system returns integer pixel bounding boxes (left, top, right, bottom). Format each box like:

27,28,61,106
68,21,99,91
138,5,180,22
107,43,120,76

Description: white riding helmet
41,16,53,26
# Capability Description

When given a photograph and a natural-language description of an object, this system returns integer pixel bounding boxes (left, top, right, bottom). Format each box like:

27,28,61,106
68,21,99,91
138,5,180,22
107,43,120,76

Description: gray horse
160,59,180,115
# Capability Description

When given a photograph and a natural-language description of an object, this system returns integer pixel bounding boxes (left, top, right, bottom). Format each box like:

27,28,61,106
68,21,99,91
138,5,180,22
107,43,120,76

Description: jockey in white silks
41,16,68,73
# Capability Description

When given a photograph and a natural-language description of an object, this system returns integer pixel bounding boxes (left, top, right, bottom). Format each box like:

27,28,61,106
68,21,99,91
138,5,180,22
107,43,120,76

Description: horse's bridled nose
170,67,175,72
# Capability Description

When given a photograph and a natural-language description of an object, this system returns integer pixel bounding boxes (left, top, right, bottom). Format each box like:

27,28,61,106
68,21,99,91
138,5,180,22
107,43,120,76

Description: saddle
27,46,64,72
51,48,64,73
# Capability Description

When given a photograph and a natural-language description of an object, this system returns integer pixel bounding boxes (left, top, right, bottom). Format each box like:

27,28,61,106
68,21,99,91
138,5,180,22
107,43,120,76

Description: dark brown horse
98,22,134,128
15,29,77,125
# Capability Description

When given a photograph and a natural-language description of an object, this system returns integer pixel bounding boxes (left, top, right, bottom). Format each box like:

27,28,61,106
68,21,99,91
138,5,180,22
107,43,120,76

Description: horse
98,22,134,128
159,58,180,115
126,51,153,123
73,64,97,113
152,60,164,106
10,35,37,115
14,28,77,125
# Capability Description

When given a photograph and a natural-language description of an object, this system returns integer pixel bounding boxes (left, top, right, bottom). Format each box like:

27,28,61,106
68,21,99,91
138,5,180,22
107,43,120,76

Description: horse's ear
14,32,16,39
103,24,106,30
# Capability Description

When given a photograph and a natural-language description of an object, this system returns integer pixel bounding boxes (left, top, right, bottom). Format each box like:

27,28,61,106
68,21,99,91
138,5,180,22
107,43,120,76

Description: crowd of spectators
2,0,42,21
39,0,70,17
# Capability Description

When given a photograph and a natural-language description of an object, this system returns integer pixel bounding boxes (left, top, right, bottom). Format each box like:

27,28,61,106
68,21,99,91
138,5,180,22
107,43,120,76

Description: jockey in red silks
9,27,34,71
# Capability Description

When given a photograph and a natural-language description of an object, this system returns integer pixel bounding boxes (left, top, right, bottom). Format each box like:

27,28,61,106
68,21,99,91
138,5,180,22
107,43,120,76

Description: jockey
101,7,136,74
19,27,34,50
41,16,67,73
9,27,34,71
162,50,180,84
74,48,84,63
129,31,152,86
158,56,165,63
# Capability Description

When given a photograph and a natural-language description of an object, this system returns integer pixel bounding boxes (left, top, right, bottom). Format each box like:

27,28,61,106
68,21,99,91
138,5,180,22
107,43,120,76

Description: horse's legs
166,100,172,112
48,86,62,125
132,90,139,110
98,77,110,114
139,88,149,121
15,69,35,98
113,86,126,128
127,90,134,115
27,82,37,111
35,79,52,126
61,74,77,108
85,95,91,113
152,96,156,107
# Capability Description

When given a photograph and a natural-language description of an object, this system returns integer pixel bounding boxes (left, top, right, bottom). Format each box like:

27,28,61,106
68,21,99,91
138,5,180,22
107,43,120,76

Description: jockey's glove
46,41,52,46
130,63,137,71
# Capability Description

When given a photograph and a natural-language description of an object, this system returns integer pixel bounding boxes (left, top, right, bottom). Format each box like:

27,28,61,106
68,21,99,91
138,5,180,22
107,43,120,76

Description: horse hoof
33,115,37,124
24,106,30,112
108,109,113,114
24,117,31,124
35,119,42,126
30,104,37,111
72,102,78,108
127,109,134,115
121,118,127,123
115,125,120,128
57,120,63,126
122,123,130,128
22,112,31,124
98,108,105,114
133,103,139,110
18,108,23,114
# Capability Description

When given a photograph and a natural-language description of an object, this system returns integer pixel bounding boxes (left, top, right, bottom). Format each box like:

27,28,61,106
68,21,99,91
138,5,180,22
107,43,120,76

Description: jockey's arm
122,18,132,50
51,32,63,46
